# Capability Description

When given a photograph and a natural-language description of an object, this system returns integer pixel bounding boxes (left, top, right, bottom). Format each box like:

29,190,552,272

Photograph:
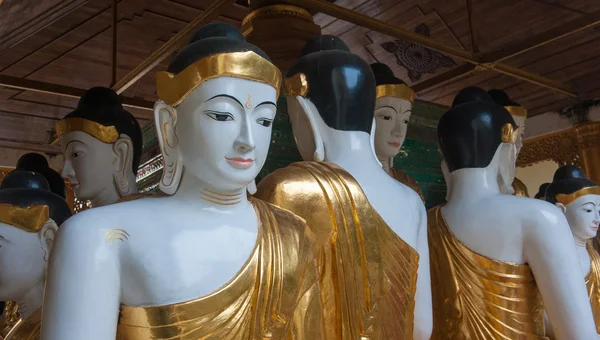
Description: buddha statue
489,89,529,196
429,86,598,339
545,165,600,334
370,62,424,200
0,171,71,339
16,153,66,200
56,87,142,207
41,23,323,340
256,35,432,340
535,182,551,200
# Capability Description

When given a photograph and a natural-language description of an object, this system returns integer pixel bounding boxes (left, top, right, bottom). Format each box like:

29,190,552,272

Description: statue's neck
446,167,500,204
377,155,393,174
323,131,383,176
90,181,120,207
16,279,44,319
173,170,248,208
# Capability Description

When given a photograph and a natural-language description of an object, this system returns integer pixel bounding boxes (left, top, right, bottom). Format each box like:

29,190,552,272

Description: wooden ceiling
1,0,599,156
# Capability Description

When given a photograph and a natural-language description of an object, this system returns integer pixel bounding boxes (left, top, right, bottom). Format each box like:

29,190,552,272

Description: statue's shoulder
390,168,424,202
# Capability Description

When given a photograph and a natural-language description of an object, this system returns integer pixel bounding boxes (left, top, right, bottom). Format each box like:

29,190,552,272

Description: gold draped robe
2,307,40,340
256,161,420,339
586,242,600,334
390,168,425,202
513,177,529,197
116,198,324,340
428,206,547,339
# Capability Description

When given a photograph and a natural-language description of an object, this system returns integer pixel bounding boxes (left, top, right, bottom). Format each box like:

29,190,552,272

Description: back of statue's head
15,153,66,199
438,86,516,172
545,165,598,204
370,62,405,86
535,182,550,200
287,35,376,133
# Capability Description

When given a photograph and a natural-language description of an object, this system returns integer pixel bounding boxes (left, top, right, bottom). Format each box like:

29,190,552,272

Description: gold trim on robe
390,168,425,202
3,308,40,340
586,242,600,334
256,161,420,339
116,198,324,340
428,206,548,339
513,177,530,197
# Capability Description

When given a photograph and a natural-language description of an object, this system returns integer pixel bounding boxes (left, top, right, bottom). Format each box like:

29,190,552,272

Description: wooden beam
0,137,61,154
413,64,476,93
111,0,235,94
0,75,154,112
110,0,118,87
466,0,477,53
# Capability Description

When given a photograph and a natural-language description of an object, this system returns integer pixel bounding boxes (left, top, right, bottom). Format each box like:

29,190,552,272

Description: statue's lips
225,157,254,169
388,141,401,148
69,183,79,190
592,225,598,231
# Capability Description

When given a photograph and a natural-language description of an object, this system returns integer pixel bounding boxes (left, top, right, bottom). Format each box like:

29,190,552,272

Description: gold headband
55,118,119,143
0,204,49,233
501,123,519,144
505,105,527,118
282,73,309,97
375,84,415,104
556,186,600,206
156,51,282,106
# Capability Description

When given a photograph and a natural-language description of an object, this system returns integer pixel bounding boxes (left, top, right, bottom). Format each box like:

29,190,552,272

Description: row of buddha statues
0,22,599,339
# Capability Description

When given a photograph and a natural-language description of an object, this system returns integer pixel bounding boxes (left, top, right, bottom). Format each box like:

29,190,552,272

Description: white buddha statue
370,62,424,200
429,86,599,339
256,35,432,339
56,87,142,207
0,171,71,339
41,23,323,340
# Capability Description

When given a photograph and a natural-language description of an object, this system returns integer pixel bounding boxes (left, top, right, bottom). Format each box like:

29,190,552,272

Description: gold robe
428,206,547,339
3,308,40,340
586,242,600,334
256,161,420,339
513,177,529,197
116,198,324,340
390,168,425,202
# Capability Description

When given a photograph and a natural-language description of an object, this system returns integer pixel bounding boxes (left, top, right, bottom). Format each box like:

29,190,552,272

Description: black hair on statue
488,89,521,107
0,171,71,226
370,62,406,86
438,86,517,172
62,87,142,176
16,153,66,199
287,35,376,133
545,165,597,204
168,22,270,75
534,182,550,200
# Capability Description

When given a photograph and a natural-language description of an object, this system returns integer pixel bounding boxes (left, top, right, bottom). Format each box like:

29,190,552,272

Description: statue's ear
555,202,567,214
39,219,59,262
295,96,325,162
112,136,134,196
154,101,183,195
497,143,515,195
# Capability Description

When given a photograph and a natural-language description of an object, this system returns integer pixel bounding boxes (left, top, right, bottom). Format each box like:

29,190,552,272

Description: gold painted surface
501,123,519,144
55,117,119,143
0,302,19,339
513,177,530,197
0,205,48,233
375,84,415,103
428,206,548,339
390,168,425,202
586,242,600,334
242,4,313,29
256,161,419,339
282,73,309,97
156,51,282,106
116,198,324,340
556,186,600,206
505,105,528,118
4,308,40,340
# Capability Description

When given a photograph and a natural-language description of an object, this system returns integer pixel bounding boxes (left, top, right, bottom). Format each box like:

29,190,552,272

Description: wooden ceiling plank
413,64,476,93
0,138,60,155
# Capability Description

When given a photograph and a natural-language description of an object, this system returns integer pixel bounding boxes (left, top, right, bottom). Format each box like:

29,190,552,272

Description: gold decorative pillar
574,121,600,184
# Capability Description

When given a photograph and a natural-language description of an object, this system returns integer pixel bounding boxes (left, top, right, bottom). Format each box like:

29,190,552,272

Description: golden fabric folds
156,51,282,106
255,161,419,339
3,308,41,340
586,243,600,334
0,204,48,233
513,177,530,197
390,168,425,202
55,117,119,143
428,206,548,340
116,198,323,340
556,186,600,206
375,84,415,103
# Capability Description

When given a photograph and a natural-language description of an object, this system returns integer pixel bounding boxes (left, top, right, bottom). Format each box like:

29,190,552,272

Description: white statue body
42,77,278,339
287,95,433,339
373,96,411,172
442,142,599,339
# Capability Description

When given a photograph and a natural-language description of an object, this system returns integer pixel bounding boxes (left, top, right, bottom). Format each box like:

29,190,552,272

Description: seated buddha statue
429,86,598,339
545,165,600,334
41,23,323,340
0,171,71,340
55,87,143,207
489,89,529,196
369,62,424,201
256,35,432,340
16,153,66,200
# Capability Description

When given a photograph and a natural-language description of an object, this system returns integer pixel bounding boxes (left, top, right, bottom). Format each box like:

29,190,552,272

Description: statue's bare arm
413,203,433,340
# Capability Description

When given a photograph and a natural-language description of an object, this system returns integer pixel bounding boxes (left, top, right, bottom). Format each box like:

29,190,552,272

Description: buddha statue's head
283,35,376,162
488,90,526,156
370,62,414,168
154,23,281,194
16,153,66,199
534,182,550,200
545,165,600,241
438,86,519,192
56,87,142,204
0,171,71,301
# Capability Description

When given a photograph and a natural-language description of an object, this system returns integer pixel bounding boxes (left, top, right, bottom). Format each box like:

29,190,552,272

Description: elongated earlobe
247,180,257,195
154,101,183,195
370,117,382,167
555,203,567,214
112,137,134,196
296,96,324,162
39,220,59,263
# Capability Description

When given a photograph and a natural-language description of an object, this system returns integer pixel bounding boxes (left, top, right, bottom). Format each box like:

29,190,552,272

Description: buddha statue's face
174,77,277,190
512,115,526,156
60,132,118,200
374,97,412,159
561,194,600,241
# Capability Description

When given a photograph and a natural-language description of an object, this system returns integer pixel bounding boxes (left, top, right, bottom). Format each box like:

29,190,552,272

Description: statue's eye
381,115,392,121
72,152,82,158
204,110,234,121
404,119,410,124
256,118,273,127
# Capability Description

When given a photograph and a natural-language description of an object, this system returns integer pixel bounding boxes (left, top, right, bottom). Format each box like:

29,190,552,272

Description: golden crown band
505,105,528,118
375,84,415,104
156,51,282,107
282,73,309,97
501,123,519,144
556,186,600,206
0,204,49,233
55,118,119,144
